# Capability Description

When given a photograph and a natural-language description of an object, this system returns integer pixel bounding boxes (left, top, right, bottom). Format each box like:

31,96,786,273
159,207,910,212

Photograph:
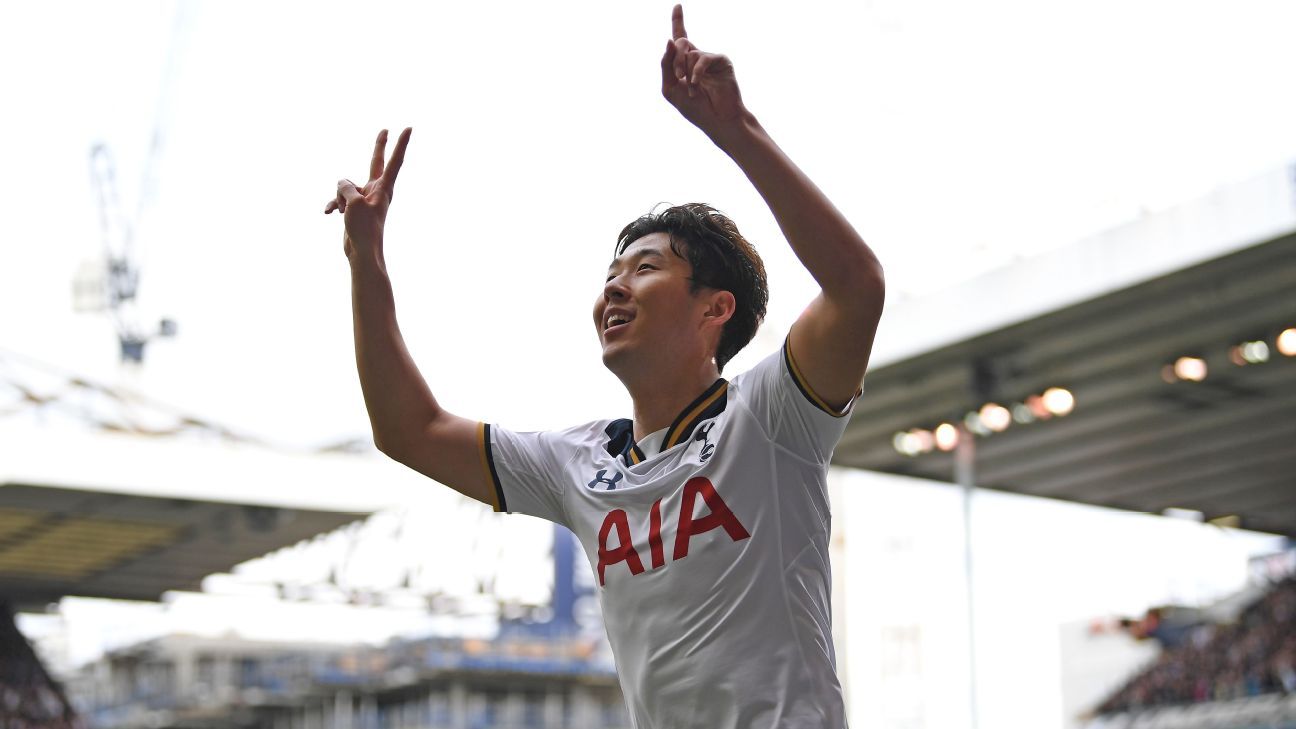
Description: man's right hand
324,127,411,260
329,125,500,510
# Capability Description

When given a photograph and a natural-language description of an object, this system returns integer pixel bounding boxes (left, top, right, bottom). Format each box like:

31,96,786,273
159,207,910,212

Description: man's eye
637,264,657,272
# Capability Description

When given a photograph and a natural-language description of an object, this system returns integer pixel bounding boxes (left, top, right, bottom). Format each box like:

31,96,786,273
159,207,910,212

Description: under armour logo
587,469,624,491
695,423,716,462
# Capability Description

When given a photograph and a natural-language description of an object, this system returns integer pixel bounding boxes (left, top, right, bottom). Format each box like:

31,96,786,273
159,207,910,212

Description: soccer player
326,6,884,727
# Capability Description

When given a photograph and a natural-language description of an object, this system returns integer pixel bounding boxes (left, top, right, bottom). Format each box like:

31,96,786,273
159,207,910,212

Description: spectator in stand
1097,576,1296,714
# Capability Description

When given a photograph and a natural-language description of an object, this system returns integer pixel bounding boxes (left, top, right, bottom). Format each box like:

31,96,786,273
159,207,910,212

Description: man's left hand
661,5,746,137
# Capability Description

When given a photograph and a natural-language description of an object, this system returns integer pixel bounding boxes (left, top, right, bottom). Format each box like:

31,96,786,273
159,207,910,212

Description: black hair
616,203,768,373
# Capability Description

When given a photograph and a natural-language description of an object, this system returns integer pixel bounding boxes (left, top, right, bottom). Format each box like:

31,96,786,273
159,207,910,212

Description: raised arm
325,129,498,508
662,6,885,410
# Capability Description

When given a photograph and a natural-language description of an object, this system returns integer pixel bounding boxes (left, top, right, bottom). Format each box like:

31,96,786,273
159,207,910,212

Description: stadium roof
0,482,359,608
0,421,435,610
838,164,1296,538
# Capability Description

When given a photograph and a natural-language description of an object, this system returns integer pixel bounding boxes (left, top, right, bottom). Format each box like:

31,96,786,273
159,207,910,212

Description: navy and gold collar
604,379,729,465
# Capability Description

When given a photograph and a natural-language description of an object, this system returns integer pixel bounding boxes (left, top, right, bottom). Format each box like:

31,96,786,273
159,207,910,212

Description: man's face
594,232,710,374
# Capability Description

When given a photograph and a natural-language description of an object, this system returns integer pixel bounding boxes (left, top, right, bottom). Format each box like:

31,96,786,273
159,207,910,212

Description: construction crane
80,143,176,363
74,5,191,364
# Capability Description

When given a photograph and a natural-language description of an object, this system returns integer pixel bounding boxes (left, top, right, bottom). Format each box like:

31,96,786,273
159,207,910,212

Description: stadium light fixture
1172,356,1208,382
963,411,991,436
1278,328,1296,357
893,388,1077,458
1248,341,1271,362
1011,403,1035,424
1042,387,1075,416
1025,394,1051,420
979,403,1011,432
1229,340,1270,366
934,422,959,451
893,429,935,457
912,429,934,454
892,432,915,456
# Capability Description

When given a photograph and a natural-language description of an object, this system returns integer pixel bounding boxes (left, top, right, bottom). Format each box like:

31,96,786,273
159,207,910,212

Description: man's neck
623,362,722,442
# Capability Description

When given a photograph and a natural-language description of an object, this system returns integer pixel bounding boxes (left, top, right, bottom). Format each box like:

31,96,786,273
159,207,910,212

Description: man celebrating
326,6,883,727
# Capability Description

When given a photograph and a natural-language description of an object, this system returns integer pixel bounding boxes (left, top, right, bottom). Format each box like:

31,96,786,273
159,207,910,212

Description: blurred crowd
1099,577,1296,714
0,602,84,729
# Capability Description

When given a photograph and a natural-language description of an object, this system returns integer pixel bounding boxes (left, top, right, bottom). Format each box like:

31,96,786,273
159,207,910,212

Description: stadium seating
1088,578,1296,729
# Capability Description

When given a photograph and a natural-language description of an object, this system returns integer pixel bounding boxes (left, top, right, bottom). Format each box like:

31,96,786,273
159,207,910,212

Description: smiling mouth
604,314,634,332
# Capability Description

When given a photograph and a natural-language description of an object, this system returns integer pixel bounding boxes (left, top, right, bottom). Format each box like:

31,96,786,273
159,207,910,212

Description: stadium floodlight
1042,387,1075,416
979,403,1011,432
911,429,935,454
963,411,991,436
1229,340,1270,366
934,422,959,451
893,429,935,457
891,432,911,455
1025,394,1052,420
1172,356,1208,382
1278,328,1296,357
1012,403,1035,424
894,389,1076,459
1244,341,1268,363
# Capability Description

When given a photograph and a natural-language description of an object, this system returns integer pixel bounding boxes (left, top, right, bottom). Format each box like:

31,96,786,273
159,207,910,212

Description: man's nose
603,275,629,300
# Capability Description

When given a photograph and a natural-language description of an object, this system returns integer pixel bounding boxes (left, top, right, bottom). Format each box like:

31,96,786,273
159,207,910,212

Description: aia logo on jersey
694,422,716,462
595,477,750,586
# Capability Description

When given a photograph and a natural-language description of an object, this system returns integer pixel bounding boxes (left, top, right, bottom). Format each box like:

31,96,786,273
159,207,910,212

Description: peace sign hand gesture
661,5,747,140
324,127,411,260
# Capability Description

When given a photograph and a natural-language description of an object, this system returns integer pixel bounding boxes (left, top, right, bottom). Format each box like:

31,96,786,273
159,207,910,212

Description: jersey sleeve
732,338,860,465
478,422,570,525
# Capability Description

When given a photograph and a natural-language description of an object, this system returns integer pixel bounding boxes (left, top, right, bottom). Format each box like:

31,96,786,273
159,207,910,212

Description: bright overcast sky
4,0,1295,449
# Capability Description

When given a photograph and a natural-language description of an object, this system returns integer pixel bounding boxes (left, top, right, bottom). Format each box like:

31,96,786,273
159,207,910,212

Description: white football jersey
479,342,854,729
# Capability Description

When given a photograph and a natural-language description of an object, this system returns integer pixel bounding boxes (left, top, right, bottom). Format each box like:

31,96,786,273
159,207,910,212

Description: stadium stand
64,629,626,728
1088,577,1296,729
1,351,426,728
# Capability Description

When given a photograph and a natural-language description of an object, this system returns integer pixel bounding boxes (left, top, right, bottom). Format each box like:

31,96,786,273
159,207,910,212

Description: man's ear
703,290,736,329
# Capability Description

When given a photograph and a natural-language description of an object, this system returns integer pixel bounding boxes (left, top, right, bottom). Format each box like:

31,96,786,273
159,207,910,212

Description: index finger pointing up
382,127,412,190
671,4,687,40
